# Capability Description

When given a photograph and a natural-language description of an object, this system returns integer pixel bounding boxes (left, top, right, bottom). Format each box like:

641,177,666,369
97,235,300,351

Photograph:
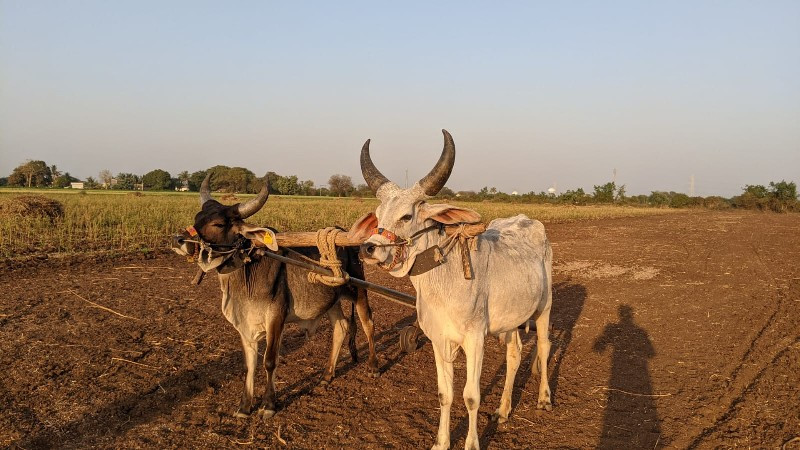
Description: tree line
0,160,370,197
1,159,797,211
448,181,798,212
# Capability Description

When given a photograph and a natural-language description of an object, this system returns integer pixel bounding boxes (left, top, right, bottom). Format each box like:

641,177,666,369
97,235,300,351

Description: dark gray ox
171,175,379,419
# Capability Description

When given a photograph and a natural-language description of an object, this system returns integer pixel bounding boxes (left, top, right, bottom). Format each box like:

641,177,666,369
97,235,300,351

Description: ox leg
355,288,380,376
321,303,349,384
258,312,285,420
534,305,553,411
235,335,258,418
462,334,485,450
431,339,455,450
493,330,522,423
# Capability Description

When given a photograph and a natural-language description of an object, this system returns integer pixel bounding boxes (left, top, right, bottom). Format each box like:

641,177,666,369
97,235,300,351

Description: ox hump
485,214,547,249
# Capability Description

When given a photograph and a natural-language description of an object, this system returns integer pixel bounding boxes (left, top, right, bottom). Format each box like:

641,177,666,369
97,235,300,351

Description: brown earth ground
1,211,798,449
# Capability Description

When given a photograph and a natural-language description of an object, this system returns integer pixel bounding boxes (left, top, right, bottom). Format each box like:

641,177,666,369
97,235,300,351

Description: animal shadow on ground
17,351,240,448
16,301,418,448
445,281,588,447
592,304,661,449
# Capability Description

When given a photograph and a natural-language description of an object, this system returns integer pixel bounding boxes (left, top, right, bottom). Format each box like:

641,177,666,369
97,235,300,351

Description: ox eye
212,223,225,228
400,214,412,222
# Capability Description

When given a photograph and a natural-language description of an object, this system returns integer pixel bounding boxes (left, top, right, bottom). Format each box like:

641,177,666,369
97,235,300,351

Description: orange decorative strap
371,227,399,243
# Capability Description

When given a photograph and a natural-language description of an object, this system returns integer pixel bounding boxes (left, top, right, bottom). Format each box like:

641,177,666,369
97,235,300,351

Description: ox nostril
360,243,377,258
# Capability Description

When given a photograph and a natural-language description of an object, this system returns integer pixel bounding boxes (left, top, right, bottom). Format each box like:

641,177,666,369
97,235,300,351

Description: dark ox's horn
236,173,270,218
360,138,391,193
418,129,456,196
199,173,213,206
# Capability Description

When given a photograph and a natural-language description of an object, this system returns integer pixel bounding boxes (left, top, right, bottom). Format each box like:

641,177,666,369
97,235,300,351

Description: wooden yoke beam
274,223,486,248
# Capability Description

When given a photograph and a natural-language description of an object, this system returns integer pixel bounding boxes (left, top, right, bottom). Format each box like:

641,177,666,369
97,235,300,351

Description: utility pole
613,168,617,184
690,174,695,196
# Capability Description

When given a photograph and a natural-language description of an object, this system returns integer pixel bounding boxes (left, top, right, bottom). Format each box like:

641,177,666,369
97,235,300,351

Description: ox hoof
367,367,381,378
536,399,553,411
233,410,250,419
491,411,509,424
256,408,276,421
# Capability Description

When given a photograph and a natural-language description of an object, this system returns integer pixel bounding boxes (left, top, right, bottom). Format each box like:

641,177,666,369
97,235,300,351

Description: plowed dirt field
1,211,798,449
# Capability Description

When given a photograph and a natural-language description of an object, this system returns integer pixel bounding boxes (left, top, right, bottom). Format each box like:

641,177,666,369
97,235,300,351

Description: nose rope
368,222,483,278
367,224,442,270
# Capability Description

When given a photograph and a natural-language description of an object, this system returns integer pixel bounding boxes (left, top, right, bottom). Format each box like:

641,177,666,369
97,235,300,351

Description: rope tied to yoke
437,223,483,279
438,224,480,257
307,227,349,287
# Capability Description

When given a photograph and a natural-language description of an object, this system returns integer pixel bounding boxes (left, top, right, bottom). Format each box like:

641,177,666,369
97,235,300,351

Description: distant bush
732,181,798,213
702,196,731,210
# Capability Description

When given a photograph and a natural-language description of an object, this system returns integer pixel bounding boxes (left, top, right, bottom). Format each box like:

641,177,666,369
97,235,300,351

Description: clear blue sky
1,1,798,196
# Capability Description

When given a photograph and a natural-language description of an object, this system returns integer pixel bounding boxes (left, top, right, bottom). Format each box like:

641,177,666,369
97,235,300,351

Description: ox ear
239,223,278,251
349,212,378,241
419,203,481,225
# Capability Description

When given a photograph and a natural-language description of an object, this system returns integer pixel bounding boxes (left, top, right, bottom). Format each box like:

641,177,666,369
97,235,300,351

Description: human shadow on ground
593,304,661,449
440,281,587,448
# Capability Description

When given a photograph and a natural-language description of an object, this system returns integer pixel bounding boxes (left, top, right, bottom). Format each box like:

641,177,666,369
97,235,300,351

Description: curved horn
199,172,212,206
360,138,391,193
418,129,456,196
236,173,270,218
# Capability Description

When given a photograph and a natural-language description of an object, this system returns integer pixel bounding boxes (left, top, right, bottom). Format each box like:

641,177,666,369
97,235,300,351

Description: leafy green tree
53,172,79,188
768,180,797,201
560,188,589,205
0,177,7,186
113,173,140,190
328,174,354,197
669,192,691,208
299,179,315,196
205,166,256,193
743,184,768,198
8,160,52,187
188,170,207,191
50,165,61,181
353,183,376,198
437,186,455,199
84,177,99,189
648,191,670,207
592,182,616,203
172,171,190,190
615,184,627,203
142,169,173,190
272,174,300,195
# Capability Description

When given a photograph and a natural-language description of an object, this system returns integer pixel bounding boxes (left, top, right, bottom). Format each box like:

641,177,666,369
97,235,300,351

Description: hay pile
0,195,65,222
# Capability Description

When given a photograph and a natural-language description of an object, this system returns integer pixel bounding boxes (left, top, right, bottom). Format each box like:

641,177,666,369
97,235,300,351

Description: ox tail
543,238,553,308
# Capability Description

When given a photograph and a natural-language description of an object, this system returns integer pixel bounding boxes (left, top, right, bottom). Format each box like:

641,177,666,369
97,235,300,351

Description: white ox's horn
360,139,392,193
418,129,456,196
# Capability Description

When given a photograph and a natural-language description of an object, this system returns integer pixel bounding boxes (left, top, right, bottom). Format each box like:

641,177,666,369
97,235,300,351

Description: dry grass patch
0,190,678,258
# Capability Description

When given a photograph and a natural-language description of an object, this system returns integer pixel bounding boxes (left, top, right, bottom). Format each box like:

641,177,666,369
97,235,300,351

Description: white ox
352,130,553,450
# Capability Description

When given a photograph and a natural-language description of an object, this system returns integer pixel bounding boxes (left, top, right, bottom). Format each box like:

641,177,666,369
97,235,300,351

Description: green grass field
0,189,678,258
